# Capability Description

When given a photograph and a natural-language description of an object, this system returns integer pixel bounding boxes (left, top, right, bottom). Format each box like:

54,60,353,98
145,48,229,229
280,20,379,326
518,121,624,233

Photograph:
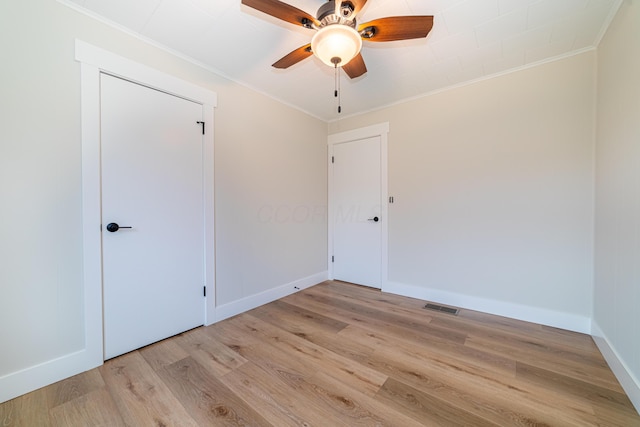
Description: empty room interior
1,0,639,425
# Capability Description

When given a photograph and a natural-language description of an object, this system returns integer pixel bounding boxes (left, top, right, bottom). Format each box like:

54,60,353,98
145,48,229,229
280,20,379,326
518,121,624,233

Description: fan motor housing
317,1,356,27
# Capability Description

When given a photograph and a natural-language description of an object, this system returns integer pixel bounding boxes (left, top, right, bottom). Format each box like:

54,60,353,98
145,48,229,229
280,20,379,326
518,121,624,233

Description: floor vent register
424,303,459,315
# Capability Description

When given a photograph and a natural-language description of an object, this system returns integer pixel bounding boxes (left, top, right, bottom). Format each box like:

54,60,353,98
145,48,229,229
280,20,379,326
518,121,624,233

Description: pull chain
334,63,342,114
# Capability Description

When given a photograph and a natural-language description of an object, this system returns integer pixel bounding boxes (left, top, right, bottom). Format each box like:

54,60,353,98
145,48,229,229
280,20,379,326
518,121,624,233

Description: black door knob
106,222,132,232
367,216,379,222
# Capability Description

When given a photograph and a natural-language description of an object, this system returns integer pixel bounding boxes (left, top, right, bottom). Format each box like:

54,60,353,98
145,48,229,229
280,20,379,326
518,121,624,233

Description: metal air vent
424,303,459,315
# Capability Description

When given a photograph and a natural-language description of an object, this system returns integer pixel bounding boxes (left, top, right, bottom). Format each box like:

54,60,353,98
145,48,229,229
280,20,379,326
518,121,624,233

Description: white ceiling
62,0,621,121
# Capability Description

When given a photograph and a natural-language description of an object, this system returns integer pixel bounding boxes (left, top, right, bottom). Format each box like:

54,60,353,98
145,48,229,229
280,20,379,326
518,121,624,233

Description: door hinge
332,255,334,263
196,121,205,135
332,156,334,164
203,286,206,297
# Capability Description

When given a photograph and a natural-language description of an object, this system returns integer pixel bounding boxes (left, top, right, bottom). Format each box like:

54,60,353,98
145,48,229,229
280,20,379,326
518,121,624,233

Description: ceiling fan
241,0,434,78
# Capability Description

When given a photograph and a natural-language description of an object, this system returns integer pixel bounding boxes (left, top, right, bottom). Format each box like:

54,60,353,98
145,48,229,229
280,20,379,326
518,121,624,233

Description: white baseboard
213,271,328,323
0,348,101,404
591,320,640,413
383,281,592,334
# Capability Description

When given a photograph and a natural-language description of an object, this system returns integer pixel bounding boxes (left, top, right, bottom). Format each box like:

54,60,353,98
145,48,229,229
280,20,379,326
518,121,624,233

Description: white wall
593,0,640,410
329,52,596,332
0,0,326,402
215,88,327,308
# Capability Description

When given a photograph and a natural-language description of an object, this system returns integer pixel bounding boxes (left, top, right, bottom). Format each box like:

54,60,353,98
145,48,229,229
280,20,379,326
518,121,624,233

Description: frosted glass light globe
311,25,362,67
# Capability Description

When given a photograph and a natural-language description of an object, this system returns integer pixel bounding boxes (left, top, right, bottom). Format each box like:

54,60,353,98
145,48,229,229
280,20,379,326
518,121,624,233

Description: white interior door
101,73,205,359
332,136,382,288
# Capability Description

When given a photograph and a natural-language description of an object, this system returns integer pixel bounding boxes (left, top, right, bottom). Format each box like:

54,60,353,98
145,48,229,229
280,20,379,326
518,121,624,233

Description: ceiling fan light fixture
311,24,362,67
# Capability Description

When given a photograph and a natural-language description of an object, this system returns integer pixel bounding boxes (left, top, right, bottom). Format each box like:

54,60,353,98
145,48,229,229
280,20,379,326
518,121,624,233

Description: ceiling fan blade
358,16,434,42
272,44,313,69
343,53,367,78
242,0,319,28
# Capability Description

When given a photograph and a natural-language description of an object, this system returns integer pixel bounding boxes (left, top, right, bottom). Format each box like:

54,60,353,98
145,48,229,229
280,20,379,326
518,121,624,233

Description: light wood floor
2,280,639,426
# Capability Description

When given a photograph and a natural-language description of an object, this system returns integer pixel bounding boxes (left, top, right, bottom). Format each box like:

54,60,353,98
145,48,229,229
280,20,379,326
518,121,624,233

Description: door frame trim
328,122,389,289
76,40,217,364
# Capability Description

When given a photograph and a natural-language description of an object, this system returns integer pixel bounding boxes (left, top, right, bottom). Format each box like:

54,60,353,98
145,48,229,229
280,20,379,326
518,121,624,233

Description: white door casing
100,74,205,359
328,123,389,289
77,40,216,365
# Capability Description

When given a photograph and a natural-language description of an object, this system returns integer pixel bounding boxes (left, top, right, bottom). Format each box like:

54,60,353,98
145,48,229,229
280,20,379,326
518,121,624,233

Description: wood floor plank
158,356,272,426
431,312,599,355
238,313,388,396
337,322,517,379
100,351,199,426
257,299,378,362
302,285,461,342
375,377,500,427
47,368,106,408
516,361,640,426
465,324,610,369
253,299,349,334
539,324,601,352
250,299,378,361
175,326,248,377
138,334,190,371
456,304,547,334
300,370,426,427
367,345,565,426
593,401,640,427
368,344,602,426
219,361,351,427
465,333,622,392
0,386,51,427
321,280,430,311
204,315,315,384
286,287,469,347
283,283,436,324
49,389,125,427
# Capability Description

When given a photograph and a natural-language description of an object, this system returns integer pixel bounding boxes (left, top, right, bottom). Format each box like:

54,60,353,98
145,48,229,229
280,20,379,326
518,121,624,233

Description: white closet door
101,73,205,359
